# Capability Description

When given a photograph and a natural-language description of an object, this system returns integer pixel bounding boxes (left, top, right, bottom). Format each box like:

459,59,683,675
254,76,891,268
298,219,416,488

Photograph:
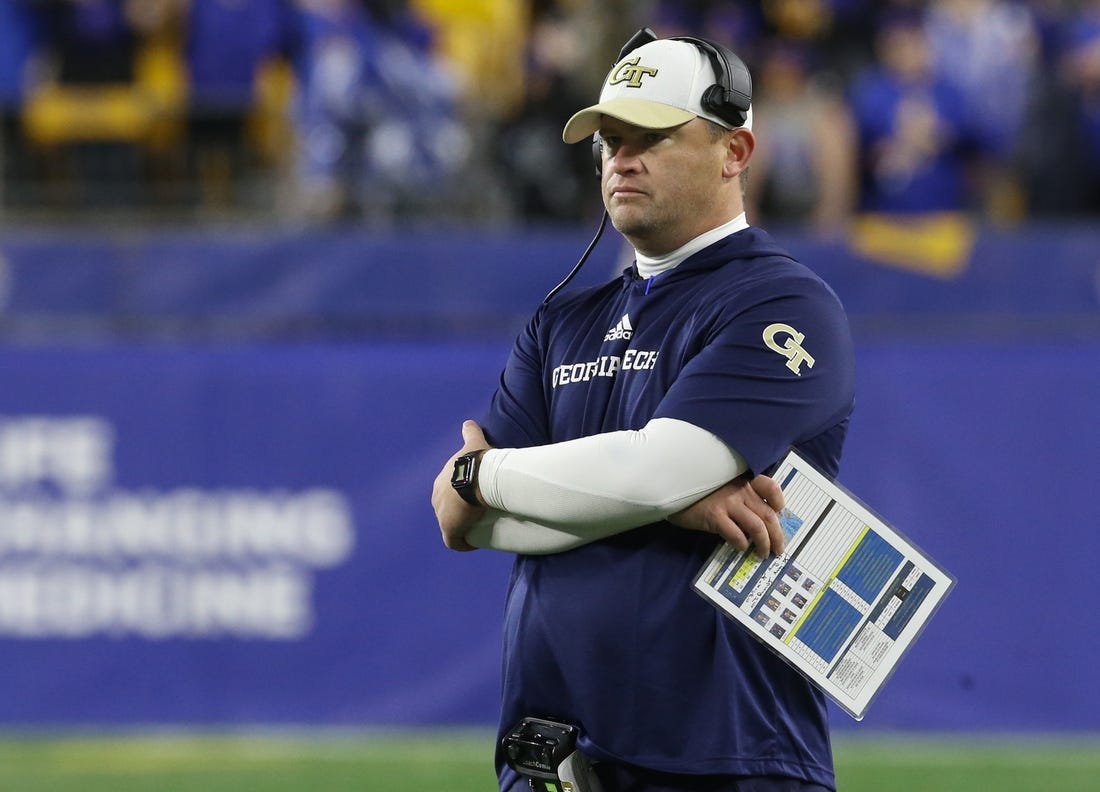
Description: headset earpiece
592,134,602,175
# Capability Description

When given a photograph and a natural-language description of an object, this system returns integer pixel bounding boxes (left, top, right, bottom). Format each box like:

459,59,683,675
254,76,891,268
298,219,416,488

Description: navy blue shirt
482,227,855,789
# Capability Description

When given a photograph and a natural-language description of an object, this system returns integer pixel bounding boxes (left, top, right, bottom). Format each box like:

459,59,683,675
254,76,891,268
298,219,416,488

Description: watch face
453,455,474,484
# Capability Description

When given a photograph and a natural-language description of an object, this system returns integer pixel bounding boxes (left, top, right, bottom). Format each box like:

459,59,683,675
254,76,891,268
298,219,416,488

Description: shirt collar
634,213,750,279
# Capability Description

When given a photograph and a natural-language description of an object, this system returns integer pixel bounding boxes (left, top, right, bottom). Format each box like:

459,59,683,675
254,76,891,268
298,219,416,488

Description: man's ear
724,127,755,179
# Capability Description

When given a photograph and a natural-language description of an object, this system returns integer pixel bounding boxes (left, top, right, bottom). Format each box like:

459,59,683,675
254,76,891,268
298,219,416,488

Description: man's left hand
669,473,786,557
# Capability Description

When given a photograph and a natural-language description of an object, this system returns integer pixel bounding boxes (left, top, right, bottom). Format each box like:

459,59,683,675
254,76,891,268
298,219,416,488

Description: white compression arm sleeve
466,417,747,554
466,512,602,555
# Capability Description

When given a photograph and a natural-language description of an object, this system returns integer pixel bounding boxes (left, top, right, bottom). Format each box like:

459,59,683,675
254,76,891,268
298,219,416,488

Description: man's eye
644,133,666,144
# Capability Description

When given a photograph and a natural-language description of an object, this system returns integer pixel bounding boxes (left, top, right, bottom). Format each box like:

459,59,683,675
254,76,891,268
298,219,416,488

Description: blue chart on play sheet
836,531,904,603
797,589,862,663
883,572,936,640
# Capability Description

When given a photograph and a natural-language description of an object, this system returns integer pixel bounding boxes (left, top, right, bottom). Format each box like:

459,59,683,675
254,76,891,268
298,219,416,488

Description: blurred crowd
1,0,1099,228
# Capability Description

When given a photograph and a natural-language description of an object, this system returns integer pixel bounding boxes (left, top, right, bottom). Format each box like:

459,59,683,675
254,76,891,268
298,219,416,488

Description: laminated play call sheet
693,449,954,720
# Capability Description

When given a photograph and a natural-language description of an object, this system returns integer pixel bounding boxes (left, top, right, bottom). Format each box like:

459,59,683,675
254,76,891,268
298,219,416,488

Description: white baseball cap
562,38,753,144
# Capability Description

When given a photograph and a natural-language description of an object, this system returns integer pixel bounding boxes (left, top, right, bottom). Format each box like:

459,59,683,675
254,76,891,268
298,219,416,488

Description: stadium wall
0,223,1096,733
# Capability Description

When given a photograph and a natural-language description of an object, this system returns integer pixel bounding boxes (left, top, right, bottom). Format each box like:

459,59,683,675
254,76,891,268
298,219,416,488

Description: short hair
703,119,751,195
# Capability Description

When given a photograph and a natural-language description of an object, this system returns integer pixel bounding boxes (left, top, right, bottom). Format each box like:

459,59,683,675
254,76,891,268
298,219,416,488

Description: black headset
592,27,753,174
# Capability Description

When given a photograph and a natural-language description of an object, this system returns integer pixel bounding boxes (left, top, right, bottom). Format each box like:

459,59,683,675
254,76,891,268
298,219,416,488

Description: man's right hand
669,474,786,557
430,420,491,551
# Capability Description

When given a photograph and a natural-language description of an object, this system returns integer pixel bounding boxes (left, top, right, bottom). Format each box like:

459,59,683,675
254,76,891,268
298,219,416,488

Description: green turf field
0,730,1096,791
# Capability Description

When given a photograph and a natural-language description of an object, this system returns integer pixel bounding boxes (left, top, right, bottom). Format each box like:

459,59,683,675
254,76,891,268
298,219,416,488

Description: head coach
432,27,855,792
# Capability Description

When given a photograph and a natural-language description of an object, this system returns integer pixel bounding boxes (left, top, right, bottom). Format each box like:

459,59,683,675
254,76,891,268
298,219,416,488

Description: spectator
0,1,42,108
1016,1,1100,215
25,1,146,206
0,1,44,201
927,0,1038,157
492,9,600,222
848,9,978,213
409,0,528,120
288,0,469,222
747,40,857,233
925,0,1039,220
182,0,295,206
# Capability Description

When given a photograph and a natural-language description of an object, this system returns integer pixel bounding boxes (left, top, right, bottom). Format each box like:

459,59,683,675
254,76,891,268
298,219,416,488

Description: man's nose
608,144,643,173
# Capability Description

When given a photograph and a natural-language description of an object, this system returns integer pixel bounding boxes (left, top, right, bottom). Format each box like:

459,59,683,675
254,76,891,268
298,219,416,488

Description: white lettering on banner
0,416,113,496
0,415,356,641
0,491,353,565
551,350,657,388
0,563,309,639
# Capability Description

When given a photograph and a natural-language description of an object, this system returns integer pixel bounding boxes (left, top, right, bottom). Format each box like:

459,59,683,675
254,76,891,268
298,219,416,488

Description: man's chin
607,208,652,239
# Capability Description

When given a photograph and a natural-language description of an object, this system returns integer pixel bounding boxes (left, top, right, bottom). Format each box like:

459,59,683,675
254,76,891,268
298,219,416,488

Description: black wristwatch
451,450,485,506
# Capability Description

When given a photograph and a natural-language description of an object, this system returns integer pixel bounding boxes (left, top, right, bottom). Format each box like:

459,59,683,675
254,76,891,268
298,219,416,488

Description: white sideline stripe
833,735,1100,768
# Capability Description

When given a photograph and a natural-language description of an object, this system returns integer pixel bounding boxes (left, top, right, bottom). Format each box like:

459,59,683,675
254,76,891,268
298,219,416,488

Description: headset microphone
542,209,609,304
542,30,661,305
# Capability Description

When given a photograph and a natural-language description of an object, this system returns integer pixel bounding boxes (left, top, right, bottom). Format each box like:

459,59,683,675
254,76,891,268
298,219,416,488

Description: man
432,30,854,792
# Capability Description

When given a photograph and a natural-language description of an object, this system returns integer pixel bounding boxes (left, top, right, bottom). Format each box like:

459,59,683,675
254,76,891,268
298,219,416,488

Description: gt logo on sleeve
763,323,816,375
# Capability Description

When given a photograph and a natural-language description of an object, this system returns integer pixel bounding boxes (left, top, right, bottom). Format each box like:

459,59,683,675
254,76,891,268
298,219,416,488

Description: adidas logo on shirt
604,314,633,342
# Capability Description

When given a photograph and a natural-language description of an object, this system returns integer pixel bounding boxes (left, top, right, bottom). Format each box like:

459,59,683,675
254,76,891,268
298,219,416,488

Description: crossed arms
431,417,785,558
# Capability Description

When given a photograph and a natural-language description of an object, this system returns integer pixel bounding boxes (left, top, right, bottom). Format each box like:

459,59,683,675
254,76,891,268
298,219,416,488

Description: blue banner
0,337,1096,732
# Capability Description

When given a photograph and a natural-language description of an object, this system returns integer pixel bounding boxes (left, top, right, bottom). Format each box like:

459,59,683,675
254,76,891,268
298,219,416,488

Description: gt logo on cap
609,57,659,89
763,323,816,376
